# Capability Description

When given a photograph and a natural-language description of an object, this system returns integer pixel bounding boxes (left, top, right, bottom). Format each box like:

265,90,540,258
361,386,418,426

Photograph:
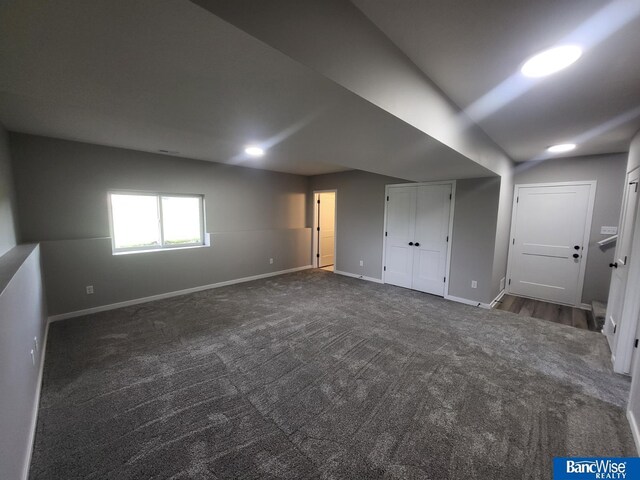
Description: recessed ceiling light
547,143,576,153
521,45,582,78
244,145,264,157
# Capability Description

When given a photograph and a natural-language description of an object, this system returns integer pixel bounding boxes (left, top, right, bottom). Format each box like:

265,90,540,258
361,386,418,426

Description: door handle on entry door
573,254,580,259
414,242,420,247
574,245,580,250
610,262,618,268
408,242,414,246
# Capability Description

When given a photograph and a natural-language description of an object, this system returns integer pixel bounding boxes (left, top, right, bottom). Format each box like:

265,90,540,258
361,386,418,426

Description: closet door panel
384,186,416,289
412,184,451,295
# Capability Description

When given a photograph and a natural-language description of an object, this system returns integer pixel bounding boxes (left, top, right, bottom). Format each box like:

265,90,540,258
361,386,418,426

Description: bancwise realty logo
554,458,640,479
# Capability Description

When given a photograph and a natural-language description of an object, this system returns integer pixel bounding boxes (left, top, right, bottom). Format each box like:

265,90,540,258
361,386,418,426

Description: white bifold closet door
384,184,451,296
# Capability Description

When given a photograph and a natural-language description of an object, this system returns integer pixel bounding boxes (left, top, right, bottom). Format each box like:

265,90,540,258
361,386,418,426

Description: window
109,192,205,253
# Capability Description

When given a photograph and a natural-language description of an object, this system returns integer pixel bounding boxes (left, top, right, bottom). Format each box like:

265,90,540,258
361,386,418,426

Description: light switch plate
601,226,618,235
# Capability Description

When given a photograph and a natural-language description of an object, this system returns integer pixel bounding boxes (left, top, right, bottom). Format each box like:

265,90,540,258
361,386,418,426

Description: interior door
412,184,451,295
605,170,639,354
384,186,416,288
508,183,593,305
631,312,640,376
318,192,335,267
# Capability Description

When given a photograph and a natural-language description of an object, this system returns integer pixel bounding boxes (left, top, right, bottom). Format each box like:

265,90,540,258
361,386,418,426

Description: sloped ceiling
0,0,493,180
353,0,640,161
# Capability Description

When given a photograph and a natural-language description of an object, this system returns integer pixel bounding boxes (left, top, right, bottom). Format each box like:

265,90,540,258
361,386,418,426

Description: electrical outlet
471,280,477,289
269,258,274,264
359,260,364,267
86,285,94,295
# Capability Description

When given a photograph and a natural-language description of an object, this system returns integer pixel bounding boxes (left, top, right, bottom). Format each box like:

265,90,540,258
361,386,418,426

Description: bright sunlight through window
109,192,204,253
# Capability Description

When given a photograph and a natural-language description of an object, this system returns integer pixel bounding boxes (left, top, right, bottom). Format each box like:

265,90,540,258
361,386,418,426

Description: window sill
112,234,211,256
112,244,210,256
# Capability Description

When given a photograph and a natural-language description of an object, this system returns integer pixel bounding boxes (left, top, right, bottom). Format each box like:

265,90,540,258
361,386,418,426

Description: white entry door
605,170,639,358
384,183,452,296
507,182,595,306
318,192,336,267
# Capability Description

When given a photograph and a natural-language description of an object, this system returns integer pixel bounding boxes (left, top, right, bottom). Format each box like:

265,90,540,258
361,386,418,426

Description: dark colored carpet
30,270,635,479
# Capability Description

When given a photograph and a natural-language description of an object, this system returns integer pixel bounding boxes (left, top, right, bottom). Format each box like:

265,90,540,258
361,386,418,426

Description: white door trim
611,167,640,374
506,180,597,307
381,180,456,296
312,190,337,269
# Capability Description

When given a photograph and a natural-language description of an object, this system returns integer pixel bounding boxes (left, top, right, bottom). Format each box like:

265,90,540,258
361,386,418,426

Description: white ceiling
0,0,492,180
352,0,640,162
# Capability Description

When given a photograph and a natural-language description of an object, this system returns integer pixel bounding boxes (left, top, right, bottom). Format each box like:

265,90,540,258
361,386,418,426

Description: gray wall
0,245,48,480
0,124,18,257
514,153,627,303
10,134,312,315
309,170,502,303
449,178,501,303
309,170,409,279
491,170,514,299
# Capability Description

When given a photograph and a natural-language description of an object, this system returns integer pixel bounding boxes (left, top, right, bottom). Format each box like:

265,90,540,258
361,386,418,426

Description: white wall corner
627,409,640,456
489,289,506,309
23,320,49,480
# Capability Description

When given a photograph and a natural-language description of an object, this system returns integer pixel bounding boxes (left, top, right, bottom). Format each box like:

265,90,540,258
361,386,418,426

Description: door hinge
508,279,511,285
386,195,389,201
384,266,386,271
317,227,320,232
512,238,515,245
385,231,388,236
316,253,320,258
516,196,519,203
443,276,446,282
317,199,320,204
635,338,638,348
446,235,449,242
614,325,617,334
449,193,452,200
625,255,628,264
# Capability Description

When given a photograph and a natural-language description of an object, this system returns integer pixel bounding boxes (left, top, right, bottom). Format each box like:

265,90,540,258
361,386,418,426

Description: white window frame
108,191,206,254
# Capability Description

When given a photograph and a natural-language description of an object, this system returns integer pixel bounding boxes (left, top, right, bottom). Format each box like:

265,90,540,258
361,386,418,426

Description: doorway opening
313,191,336,271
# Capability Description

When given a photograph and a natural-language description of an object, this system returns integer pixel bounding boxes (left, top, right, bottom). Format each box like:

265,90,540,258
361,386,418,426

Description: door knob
408,242,414,246
573,253,580,259
610,262,618,268
574,245,580,250
414,242,420,247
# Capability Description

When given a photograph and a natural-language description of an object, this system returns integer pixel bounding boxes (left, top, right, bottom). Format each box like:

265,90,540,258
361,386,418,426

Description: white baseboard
48,265,313,322
628,409,640,456
334,270,383,284
23,319,49,480
445,294,491,309
489,289,505,309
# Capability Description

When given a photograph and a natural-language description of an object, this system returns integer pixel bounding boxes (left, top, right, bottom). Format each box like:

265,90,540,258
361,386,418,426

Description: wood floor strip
572,309,589,330
495,295,592,331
